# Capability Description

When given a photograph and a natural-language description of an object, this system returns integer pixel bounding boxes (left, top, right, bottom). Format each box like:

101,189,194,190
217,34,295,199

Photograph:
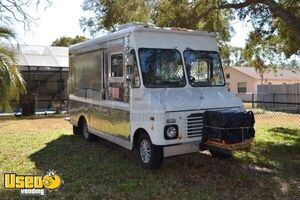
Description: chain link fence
237,93,300,129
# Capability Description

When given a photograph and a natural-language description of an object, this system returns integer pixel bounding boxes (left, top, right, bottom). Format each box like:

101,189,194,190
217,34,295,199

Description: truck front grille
186,113,203,138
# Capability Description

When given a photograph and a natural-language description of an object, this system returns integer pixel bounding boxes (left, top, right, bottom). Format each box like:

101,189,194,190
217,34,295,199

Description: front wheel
81,119,97,141
137,133,163,169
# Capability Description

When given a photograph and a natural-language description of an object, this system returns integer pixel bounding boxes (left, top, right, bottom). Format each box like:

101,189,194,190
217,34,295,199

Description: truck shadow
27,132,299,199
269,127,300,137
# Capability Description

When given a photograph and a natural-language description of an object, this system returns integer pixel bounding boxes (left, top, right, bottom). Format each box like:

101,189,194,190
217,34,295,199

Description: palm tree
0,26,26,112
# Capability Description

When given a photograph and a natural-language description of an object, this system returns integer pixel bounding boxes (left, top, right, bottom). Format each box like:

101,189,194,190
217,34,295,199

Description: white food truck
68,23,254,169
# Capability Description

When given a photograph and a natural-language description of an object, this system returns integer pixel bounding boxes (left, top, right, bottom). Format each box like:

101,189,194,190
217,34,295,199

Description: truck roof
69,22,216,53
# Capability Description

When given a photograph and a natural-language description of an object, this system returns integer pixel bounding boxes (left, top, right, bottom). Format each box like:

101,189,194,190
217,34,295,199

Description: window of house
237,82,247,93
226,74,230,79
111,53,123,77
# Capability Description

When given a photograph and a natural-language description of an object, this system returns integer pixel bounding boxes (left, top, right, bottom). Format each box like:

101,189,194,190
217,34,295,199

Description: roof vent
117,22,155,31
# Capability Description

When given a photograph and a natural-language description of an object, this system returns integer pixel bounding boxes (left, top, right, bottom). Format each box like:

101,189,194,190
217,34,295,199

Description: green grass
235,125,300,169
0,117,299,200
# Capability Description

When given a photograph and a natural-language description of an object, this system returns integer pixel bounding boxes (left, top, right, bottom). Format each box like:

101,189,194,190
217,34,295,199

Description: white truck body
68,23,243,160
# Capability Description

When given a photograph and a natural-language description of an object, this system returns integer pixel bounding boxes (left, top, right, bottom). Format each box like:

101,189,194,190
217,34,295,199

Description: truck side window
111,53,123,77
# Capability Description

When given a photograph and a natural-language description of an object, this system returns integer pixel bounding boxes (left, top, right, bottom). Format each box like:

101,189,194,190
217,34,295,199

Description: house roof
229,66,300,81
15,45,69,68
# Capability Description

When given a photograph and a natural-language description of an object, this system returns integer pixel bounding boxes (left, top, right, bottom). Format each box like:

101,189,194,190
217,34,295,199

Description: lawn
0,113,299,200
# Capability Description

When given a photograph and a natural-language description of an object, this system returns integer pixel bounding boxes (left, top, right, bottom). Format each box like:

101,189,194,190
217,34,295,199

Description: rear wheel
209,150,232,159
137,133,163,169
81,119,97,141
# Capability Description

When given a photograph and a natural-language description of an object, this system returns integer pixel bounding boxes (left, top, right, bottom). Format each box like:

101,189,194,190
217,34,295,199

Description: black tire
209,150,232,159
137,133,163,169
73,125,80,135
81,119,97,141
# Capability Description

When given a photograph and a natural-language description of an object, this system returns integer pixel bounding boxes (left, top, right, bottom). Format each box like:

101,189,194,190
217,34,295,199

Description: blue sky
13,0,250,47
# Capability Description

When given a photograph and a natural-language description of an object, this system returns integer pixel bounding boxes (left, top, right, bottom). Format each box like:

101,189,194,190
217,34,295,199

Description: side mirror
126,65,133,82
126,74,133,81
125,54,134,66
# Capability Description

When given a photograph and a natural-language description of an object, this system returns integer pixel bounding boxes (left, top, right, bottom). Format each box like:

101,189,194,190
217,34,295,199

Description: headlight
164,125,178,140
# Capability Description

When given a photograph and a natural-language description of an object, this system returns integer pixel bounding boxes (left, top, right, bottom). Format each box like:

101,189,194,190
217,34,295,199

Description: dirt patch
255,113,300,127
0,117,71,134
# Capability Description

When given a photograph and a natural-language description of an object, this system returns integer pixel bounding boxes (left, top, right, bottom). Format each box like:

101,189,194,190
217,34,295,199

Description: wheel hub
140,139,151,163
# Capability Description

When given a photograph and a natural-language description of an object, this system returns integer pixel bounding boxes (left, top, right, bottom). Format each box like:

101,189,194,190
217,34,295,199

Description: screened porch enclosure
20,66,68,112
8,45,69,114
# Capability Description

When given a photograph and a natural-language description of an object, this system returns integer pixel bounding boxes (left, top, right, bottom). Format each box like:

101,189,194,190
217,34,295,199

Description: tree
51,35,88,47
80,0,151,33
216,0,300,73
0,26,26,112
218,0,300,46
185,0,300,56
0,0,52,112
228,46,247,67
80,0,232,64
80,0,300,73
0,0,52,30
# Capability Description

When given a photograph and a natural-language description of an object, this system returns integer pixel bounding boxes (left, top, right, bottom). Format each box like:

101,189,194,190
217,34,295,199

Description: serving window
111,53,123,77
108,52,126,102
